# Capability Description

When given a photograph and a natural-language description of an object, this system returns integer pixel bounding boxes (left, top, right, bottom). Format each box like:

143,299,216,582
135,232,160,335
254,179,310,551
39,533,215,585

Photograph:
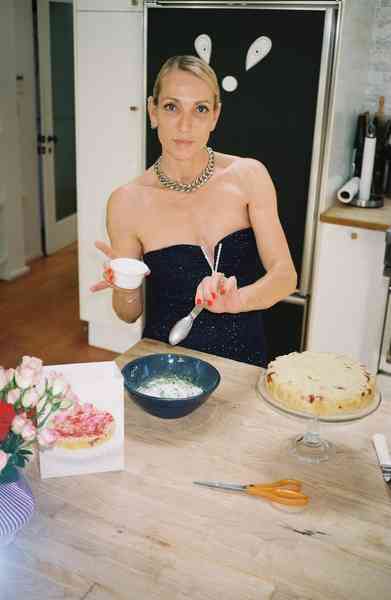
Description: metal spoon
168,242,222,346
168,305,203,346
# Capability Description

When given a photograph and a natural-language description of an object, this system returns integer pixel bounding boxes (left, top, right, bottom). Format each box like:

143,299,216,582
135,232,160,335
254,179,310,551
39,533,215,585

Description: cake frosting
52,402,115,449
264,351,376,416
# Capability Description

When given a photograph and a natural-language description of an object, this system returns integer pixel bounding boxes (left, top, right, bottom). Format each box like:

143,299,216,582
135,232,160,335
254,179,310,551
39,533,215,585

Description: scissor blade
193,480,246,492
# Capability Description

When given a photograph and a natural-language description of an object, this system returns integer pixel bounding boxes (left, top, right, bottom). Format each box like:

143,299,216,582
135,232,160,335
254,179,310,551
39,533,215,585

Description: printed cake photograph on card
39,362,124,479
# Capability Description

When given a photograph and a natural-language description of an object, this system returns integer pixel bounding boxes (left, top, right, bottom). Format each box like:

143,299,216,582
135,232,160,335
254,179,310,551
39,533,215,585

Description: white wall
319,0,378,213
14,0,42,262
366,0,391,114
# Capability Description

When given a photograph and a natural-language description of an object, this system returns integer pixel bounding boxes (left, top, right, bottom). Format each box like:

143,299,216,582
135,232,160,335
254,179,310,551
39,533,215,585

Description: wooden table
2,339,391,600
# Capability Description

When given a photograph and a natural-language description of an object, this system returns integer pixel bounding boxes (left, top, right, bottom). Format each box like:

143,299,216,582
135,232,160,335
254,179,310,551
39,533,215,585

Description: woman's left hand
194,272,244,314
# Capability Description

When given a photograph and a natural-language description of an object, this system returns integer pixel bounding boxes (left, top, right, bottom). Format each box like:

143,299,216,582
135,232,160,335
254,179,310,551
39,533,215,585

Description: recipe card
39,361,124,479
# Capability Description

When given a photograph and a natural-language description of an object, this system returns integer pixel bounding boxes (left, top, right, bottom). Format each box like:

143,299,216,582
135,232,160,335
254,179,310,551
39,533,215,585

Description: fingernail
207,299,213,306
196,298,202,305
220,287,226,295
211,292,217,300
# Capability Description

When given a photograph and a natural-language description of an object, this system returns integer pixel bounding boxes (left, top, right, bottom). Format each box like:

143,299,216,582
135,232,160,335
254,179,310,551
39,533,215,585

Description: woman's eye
196,105,209,114
163,103,176,112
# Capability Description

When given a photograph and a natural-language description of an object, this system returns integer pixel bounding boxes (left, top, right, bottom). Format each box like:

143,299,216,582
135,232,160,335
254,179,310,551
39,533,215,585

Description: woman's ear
147,96,158,129
210,102,222,132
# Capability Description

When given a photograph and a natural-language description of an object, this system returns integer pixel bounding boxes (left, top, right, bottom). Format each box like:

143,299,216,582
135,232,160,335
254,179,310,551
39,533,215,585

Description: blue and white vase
0,469,35,546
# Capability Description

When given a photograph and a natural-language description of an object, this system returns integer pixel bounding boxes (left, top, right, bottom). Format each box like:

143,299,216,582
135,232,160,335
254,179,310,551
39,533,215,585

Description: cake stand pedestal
256,376,381,464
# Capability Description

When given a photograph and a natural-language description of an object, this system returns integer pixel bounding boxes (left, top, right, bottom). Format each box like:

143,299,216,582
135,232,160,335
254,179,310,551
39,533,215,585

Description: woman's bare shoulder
108,176,152,212
214,152,268,178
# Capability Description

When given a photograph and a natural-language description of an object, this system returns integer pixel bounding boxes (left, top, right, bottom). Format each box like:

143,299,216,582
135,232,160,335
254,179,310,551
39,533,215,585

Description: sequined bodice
143,227,267,366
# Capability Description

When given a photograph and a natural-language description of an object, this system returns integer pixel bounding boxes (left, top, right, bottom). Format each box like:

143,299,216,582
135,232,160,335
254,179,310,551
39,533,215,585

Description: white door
36,0,77,255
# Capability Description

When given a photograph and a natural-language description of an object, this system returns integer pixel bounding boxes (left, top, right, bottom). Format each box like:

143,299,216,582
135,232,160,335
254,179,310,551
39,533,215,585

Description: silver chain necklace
153,147,215,193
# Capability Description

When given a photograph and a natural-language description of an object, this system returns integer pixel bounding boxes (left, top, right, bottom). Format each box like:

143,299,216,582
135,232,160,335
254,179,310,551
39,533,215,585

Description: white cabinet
77,0,142,11
307,222,388,372
74,4,144,352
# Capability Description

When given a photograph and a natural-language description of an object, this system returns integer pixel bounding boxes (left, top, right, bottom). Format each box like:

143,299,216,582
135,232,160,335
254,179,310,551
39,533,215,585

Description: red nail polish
220,287,226,295
207,299,213,306
196,298,202,305
211,292,217,300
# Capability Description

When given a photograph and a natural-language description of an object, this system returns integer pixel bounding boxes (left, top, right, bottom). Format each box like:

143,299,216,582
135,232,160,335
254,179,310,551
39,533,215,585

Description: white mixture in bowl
137,376,203,399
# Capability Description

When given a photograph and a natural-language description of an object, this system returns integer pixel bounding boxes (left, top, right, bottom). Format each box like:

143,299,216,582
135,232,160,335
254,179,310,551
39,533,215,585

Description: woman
92,55,297,366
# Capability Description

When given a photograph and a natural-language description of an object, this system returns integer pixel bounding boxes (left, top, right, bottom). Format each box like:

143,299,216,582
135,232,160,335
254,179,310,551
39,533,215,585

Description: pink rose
21,388,39,409
38,428,58,448
0,450,9,471
38,428,58,447
21,356,43,384
12,413,28,434
6,389,21,405
21,421,36,442
21,356,42,369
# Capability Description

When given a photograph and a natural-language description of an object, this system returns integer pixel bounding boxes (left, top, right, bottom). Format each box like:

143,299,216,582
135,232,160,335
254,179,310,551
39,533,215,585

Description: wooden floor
0,244,117,369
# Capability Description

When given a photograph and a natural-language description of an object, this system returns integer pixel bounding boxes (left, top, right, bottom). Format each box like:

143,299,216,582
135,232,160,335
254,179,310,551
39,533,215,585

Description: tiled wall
366,0,391,115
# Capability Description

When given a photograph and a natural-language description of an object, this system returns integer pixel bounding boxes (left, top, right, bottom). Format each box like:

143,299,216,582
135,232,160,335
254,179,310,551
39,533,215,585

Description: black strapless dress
143,227,267,366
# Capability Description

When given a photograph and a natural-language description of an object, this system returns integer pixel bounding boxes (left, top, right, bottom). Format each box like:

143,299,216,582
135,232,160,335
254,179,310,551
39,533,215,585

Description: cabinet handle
129,106,139,112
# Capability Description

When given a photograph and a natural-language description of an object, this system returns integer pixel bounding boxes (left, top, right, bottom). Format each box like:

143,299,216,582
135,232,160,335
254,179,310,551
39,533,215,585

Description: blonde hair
152,55,221,109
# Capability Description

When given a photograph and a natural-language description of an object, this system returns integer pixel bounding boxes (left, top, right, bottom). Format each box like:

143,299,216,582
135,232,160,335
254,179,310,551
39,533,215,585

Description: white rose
21,388,39,409
14,366,35,389
49,374,70,397
5,368,15,384
0,368,7,390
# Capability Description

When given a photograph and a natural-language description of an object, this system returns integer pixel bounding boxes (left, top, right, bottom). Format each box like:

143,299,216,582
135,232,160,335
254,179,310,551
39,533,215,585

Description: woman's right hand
90,240,118,292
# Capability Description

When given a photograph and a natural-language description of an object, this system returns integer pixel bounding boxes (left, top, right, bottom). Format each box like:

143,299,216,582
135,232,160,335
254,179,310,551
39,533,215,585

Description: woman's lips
174,139,193,146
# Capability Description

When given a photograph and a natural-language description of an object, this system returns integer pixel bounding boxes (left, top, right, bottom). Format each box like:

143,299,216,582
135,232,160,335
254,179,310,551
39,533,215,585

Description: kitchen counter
2,338,391,600
320,196,391,231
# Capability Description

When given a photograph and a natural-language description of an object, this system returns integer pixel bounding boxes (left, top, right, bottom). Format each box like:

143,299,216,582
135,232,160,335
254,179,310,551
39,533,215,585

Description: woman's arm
106,187,145,323
194,159,297,313
239,159,297,310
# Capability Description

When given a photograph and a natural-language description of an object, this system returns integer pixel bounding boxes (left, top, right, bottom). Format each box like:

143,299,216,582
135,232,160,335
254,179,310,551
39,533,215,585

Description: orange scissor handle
245,481,309,506
254,479,303,492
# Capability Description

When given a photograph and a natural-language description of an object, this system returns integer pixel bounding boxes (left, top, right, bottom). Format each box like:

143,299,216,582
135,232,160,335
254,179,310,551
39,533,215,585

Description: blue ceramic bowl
122,353,221,419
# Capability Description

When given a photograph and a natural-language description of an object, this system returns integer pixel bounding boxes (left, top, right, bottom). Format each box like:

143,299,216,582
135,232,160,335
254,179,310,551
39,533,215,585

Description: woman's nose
178,112,192,132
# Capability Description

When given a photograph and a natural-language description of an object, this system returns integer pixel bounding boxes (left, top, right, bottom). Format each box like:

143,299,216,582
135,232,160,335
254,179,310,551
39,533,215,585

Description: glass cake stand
256,375,381,464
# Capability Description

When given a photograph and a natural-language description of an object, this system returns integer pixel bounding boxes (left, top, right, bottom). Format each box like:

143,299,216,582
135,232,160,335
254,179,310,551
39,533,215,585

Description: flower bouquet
0,356,78,543
0,356,77,482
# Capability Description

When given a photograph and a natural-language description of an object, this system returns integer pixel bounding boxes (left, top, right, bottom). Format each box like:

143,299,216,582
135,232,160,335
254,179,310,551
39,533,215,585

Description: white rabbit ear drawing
194,34,212,64
245,36,272,71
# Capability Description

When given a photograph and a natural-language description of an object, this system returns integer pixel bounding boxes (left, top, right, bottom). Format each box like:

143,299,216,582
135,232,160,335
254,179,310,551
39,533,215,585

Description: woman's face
148,69,221,161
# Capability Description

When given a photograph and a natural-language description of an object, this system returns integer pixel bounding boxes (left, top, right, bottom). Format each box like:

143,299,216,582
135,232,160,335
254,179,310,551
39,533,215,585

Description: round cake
52,402,115,450
264,351,376,416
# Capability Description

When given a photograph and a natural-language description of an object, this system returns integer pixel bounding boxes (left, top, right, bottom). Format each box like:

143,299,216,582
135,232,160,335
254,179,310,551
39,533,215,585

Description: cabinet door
75,9,143,351
307,223,388,372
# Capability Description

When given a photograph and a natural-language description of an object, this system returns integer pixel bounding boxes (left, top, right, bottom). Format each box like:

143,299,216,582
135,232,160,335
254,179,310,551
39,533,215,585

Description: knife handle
372,434,391,465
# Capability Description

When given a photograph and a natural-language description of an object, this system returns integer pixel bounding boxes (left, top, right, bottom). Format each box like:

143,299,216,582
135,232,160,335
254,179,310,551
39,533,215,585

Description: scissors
193,479,309,506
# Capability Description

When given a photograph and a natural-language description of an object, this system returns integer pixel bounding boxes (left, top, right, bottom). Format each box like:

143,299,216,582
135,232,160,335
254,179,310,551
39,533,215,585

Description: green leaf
13,455,26,467
18,449,33,456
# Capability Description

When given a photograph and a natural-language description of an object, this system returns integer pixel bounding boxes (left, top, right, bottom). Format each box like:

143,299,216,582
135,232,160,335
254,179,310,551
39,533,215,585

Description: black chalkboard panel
146,7,325,282
146,7,325,359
